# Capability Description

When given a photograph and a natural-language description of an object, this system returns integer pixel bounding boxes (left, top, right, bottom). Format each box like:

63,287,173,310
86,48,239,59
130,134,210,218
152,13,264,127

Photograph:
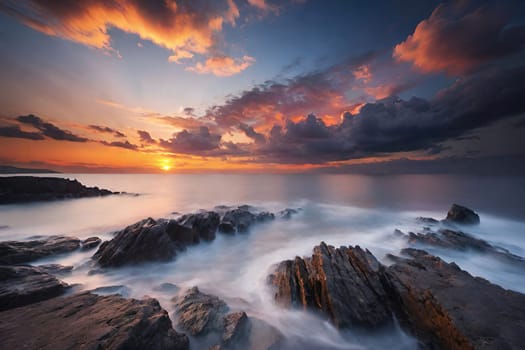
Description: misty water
1,174,525,349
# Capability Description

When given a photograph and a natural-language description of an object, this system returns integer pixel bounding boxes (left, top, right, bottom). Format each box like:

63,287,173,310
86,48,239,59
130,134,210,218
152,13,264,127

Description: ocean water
1,174,525,349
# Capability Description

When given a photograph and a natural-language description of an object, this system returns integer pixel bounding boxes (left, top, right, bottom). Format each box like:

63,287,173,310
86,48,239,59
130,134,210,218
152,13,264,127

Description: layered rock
0,292,189,350
269,242,392,328
0,235,82,264
0,265,69,311
270,243,525,349
0,176,118,204
217,205,275,234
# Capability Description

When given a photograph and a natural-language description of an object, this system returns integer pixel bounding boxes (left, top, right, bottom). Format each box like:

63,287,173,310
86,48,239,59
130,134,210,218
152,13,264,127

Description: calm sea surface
1,174,524,349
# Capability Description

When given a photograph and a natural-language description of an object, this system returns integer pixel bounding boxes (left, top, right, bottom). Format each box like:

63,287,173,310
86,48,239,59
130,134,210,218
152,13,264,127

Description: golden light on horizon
162,164,171,171
160,158,172,172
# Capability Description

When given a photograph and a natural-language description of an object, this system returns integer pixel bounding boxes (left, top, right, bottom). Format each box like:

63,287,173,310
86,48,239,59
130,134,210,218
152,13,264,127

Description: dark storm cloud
394,0,525,74
159,126,221,154
0,125,45,140
239,123,266,144
254,64,525,163
16,114,88,142
89,125,126,138
100,140,139,151
137,130,156,144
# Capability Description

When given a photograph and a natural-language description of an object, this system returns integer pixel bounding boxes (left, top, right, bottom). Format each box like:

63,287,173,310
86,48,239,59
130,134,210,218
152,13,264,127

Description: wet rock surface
0,235,81,264
0,264,69,311
0,292,189,350
81,236,102,250
94,206,279,267
270,242,525,350
445,203,480,224
269,242,393,328
0,176,119,204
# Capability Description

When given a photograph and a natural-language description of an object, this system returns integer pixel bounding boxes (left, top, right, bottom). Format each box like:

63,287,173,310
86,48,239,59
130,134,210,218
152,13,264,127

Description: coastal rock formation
0,292,189,350
269,242,392,328
0,265,69,311
81,236,102,250
270,243,525,349
445,203,480,224
0,235,81,265
0,176,118,204
94,206,278,267
173,287,278,350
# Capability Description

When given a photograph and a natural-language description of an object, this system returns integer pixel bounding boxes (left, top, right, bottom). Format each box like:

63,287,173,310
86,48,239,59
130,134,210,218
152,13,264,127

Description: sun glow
160,159,172,172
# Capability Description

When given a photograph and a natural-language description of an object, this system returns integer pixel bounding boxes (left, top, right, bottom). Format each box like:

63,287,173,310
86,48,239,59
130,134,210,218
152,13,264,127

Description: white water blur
1,174,525,349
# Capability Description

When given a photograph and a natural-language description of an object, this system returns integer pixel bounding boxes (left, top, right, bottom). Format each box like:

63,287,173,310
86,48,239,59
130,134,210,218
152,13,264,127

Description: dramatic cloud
89,124,125,137
16,114,88,142
186,55,255,76
239,123,266,144
0,0,253,75
100,140,138,151
0,125,45,140
137,130,156,144
159,126,221,154
394,1,525,74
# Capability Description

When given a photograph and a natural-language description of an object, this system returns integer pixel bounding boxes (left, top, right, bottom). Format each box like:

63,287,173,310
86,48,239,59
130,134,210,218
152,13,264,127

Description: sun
162,164,171,171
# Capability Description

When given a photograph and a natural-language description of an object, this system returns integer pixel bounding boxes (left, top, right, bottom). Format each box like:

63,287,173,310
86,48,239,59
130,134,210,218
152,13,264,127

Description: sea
1,173,525,349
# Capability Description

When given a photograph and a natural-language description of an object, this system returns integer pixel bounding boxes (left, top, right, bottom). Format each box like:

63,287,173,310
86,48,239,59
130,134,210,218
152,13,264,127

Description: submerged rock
0,176,119,204
36,263,73,275
445,204,480,224
270,243,525,349
0,235,81,265
0,265,69,311
0,292,189,350
81,236,102,250
222,311,250,348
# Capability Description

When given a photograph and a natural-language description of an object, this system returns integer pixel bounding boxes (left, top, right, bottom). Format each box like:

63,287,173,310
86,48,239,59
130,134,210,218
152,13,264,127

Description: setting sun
162,164,171,171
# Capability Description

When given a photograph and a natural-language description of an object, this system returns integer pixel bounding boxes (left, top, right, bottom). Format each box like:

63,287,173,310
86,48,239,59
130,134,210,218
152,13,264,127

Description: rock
37,263,73,275
222,311,250,348
445,204,480,225
0,265,69,311
177,211,220,241
269,242,392,328
220,206,275,233
93,217,186,267
386,248,525,349
172,286,229,336
218,221,236,234
0,292,189,349
0,235,81,264
90,285,131,297
154,282,180,293
278,208,300,219
416,217,439,225
81,236,102,250
0,176,118,204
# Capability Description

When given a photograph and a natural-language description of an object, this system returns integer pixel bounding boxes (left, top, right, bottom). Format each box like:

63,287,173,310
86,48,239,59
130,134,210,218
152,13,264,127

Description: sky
0,0,524,173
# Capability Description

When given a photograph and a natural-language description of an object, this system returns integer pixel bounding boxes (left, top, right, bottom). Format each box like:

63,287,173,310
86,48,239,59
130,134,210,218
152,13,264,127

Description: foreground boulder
0,176,118,204
0,235,81,264
269,242,392,328
269,243,525,349
387,249,525,350
173,287,279,350
445,204,480,224
0,292,189,349
0,265,69,311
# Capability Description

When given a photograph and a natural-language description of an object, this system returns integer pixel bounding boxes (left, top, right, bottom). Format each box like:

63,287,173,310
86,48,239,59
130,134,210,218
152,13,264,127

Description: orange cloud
186,55,256,77
2,0,241,67
353,65,372,83
393,1,524,75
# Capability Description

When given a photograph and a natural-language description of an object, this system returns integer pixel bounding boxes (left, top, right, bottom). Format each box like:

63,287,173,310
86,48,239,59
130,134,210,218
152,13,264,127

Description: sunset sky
1,0,524,173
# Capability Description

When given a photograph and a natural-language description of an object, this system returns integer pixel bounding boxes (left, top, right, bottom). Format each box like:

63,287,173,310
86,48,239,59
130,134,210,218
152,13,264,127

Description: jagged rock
220,206,275,233
0,235,81,265
278,208,300,219
222,311,250,348
172,286,229,336
0,176,118,204
81,236,102,250
0,292,189,349
0,265,69,311
445,204,480,224
36,263,73,275
269,242,392,328
90,285,131,297
416,217,439,225
177,211,220,241
218,221,236,234
386,248,525,349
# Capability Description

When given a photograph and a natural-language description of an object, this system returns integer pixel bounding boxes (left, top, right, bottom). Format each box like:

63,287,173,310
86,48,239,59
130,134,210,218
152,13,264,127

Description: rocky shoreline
0,176,123,204
0,203,524,349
